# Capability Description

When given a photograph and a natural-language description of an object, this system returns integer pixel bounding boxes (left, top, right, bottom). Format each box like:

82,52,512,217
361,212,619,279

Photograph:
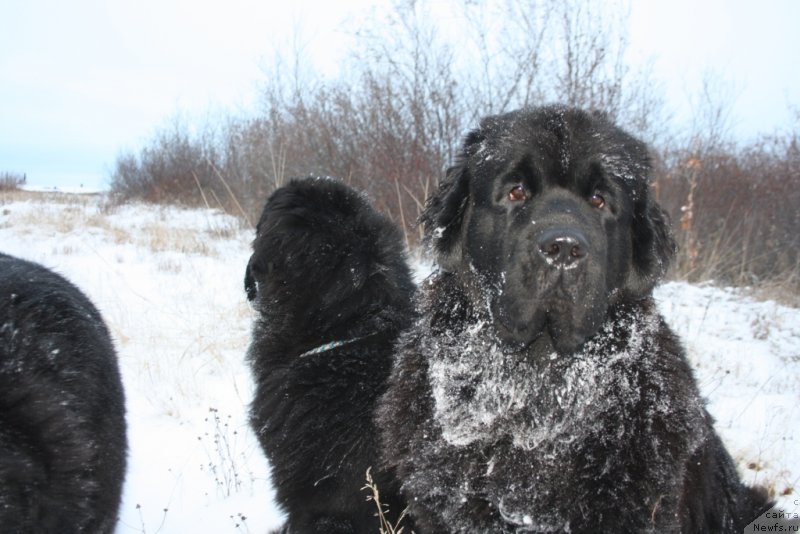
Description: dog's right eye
589,193,606,209
508,185,528,202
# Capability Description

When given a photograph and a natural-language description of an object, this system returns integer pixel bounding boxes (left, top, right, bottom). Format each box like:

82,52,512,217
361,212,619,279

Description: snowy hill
0,191,797,532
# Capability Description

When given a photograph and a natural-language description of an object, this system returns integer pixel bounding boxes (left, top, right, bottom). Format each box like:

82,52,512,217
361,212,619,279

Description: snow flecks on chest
427,307,662,451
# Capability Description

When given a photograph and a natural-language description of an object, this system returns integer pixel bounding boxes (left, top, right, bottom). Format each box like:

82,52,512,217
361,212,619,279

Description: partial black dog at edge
0,253,127,533
244,177,416,533
376,106,773,533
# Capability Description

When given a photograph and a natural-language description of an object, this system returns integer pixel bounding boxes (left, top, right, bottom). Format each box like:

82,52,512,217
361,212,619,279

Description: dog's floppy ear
626,192,677,297
244,256,258,301
244,235,279,301
420,129,484,272
244,200,277,301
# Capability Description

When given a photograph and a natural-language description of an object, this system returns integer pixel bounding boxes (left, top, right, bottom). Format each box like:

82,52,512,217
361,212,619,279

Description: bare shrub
108,118,247,218
105,0,798,298
657,130,800,297
0,171,26,191
109,0,659,245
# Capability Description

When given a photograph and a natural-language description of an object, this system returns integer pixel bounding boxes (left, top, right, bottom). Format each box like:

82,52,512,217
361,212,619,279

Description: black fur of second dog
244,177,416,533
0,253,127,533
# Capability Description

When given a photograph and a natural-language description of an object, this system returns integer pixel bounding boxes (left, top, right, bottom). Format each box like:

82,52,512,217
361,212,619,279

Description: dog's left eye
589,193,606,209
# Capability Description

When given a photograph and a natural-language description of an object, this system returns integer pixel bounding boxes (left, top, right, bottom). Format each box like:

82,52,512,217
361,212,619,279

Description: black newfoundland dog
244,177,416,533
376,106,772,533
0,253,127,533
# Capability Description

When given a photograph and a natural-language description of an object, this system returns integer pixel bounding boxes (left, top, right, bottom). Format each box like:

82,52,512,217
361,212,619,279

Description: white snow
20,183,107,195
655,282,800,511
0,192,797,531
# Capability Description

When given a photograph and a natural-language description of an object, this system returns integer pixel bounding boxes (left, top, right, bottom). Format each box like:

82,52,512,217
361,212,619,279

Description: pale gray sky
1,0,797,190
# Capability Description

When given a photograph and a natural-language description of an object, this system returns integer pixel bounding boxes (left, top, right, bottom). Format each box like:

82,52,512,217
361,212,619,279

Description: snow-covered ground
1,193,281,533
655,282,800,507
0,192,797,532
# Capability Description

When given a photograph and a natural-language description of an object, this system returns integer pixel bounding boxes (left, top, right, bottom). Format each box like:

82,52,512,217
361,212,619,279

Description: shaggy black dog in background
376,106,772,533
0,253,127,533
245,177,416,533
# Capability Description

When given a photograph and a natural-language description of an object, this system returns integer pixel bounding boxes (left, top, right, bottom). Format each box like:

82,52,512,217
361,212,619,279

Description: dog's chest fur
432,314,656,450
428,310,660,450
413,303,708,532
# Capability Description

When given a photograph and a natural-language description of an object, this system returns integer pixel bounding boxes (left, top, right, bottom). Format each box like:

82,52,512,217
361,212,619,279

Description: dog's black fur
375,106,772,533
0,253,127,533
244,177,416,533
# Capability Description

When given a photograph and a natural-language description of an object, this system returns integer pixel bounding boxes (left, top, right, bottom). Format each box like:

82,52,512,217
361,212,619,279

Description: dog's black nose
537,229,588,268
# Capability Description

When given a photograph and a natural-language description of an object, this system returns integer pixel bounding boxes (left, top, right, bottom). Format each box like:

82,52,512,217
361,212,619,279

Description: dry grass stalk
192,170,212,210
210,162,252,227
679,157,701,275
362,468,410,534
394,177,409,251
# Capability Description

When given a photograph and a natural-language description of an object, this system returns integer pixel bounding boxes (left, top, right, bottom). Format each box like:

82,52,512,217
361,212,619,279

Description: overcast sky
1,0,798,190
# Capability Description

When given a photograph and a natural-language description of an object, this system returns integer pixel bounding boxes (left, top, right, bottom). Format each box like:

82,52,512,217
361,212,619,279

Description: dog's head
422,106,675,353
245,177,413,327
